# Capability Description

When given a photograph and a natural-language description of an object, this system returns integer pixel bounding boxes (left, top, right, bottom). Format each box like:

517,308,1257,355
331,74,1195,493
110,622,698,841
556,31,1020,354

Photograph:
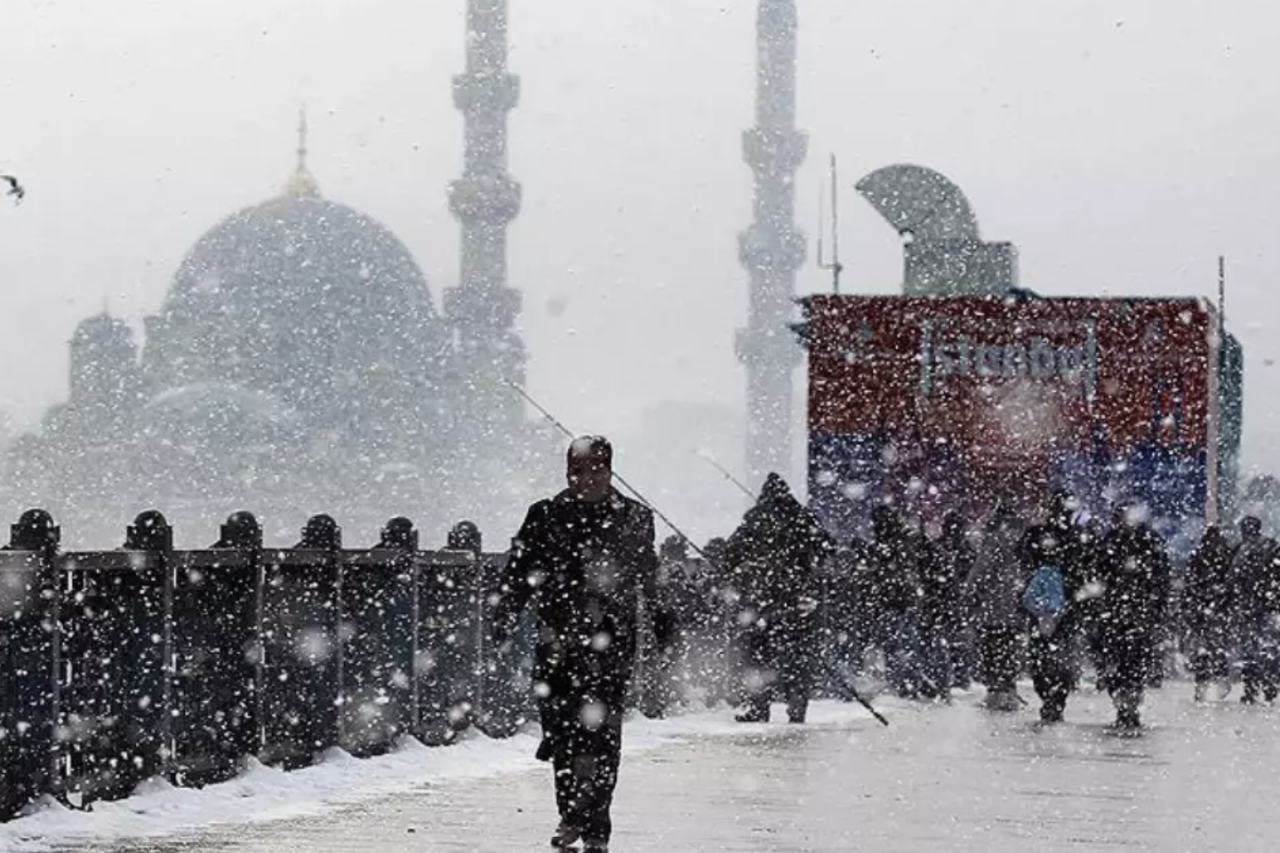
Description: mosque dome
141,132,444,415
164,189,434,320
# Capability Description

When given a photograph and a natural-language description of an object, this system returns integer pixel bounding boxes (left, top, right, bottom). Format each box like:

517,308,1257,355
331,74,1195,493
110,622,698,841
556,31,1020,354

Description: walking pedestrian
1183,525,1235,700
491,436,674,853
1019,492,1090,723
723,473,832,723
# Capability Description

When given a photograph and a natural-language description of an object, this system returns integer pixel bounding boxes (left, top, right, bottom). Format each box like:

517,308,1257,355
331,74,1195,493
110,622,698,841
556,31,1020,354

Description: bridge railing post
337,517,418,756
258,514,343,769
170,512,262,785
56,511,171,805
0,509,62,820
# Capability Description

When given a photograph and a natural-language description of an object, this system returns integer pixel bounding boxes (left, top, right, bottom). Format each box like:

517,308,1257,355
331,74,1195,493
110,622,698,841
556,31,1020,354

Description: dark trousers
1028,623,1078,716
979,624,1022,692
635,630,680,718
740,613,815,720
1241,617,1280,702
1189,623,1232,684
1099,628,1149,716
536,642,630,843
547,709,622,843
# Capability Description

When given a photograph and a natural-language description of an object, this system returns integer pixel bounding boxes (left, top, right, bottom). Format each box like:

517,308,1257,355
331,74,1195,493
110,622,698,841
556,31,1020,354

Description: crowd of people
490,435,1280,853
651,485,1280,733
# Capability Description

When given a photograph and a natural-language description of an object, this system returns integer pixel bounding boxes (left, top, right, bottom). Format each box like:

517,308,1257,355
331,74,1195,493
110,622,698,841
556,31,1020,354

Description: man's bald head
567,435,613,502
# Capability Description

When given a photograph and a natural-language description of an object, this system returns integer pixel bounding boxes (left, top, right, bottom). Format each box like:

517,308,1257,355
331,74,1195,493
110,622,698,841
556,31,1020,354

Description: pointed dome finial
296,103,308,172
283,103,321,199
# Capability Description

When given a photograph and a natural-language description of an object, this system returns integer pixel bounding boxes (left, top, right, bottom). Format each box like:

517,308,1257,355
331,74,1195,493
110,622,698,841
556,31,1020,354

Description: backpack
1022,565,1067,618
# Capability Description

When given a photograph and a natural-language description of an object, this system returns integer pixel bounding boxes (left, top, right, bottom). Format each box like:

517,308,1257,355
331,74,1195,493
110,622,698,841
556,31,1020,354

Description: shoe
1039,703,1064,724
735,705,769,723
582,840,608,853
1114,710,1141,729
1193,683,1207,703
550,821,581,849
985,689,1020,712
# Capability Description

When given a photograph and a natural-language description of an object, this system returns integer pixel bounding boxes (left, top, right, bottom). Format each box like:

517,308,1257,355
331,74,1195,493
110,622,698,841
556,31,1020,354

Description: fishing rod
695,453,890,728
505,380,710,561
697,449,755,500
509,383,891,728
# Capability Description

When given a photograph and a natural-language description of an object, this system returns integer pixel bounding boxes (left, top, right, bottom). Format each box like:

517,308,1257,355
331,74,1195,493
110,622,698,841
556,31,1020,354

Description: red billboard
804,293,1223,538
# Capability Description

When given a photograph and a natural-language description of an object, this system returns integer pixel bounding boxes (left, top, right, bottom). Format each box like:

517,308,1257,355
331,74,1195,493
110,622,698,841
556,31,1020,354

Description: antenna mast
816,154,843,294
1218,254,1226,337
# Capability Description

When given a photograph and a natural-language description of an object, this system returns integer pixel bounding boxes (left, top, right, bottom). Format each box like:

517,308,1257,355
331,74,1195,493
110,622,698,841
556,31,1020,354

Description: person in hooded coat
1183,525,1235,700
920,512,974,698
863,506,927,698
490,436,673,853
965,503,1028,711
697,535,738,706
1230,516,1280,704
723,473,833,724
634,535,694,716
1018,491,1090,723
1093,509,1171,728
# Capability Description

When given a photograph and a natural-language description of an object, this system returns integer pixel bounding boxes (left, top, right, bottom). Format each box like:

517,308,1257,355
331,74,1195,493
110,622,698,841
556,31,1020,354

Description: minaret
447,0,525,433
736,0,808,485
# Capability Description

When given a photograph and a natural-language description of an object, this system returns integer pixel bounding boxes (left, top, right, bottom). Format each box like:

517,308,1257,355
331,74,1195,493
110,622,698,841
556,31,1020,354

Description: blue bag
1022,565,1066,618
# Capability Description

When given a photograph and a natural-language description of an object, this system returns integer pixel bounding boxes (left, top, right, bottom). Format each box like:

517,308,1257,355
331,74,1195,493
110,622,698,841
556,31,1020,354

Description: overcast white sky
3,0,1279,481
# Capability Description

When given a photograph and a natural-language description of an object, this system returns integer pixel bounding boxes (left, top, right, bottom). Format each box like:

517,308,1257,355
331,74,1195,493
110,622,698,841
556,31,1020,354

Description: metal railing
0,510,543,821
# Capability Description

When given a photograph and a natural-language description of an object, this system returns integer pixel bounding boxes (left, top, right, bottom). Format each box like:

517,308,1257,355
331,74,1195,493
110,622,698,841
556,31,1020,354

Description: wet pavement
46,683,1280,853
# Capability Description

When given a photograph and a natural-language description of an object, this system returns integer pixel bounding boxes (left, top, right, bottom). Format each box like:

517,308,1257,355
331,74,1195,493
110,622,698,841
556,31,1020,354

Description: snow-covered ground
0,700,883,852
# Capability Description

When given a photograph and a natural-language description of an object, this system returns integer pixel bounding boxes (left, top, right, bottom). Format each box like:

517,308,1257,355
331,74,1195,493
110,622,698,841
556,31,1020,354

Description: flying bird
2,174,25,204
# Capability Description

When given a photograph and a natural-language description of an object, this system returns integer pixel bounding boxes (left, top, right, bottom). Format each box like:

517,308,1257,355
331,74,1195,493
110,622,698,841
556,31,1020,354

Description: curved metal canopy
855,164,980,242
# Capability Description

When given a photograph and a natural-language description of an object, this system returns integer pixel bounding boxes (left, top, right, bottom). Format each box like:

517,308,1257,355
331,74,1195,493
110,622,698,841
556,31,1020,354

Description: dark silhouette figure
965,503,1027,711
1018,492,1089,723
1183,525,1235,700
863,506,926,698
491,436,671,853
723,473,832,724
1094,511,1171,728
1231,516,1280,704
920,512,973,697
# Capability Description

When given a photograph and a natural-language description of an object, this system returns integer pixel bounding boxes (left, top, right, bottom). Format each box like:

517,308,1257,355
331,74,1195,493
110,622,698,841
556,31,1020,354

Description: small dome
71,312,132,346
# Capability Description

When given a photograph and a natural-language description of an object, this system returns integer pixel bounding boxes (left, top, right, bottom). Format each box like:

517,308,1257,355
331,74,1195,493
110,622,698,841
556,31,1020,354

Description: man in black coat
921,512,974,697
864,506,926,698
491,436,672,853
1093,510,1171,728
723,473,833,724
1231,516,1280,704
1019,491,1090,723
1183,525,1235,700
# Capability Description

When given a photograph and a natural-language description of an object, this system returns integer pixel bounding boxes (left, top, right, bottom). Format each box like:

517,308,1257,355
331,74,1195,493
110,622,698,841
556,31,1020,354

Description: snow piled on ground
0,699,885,852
